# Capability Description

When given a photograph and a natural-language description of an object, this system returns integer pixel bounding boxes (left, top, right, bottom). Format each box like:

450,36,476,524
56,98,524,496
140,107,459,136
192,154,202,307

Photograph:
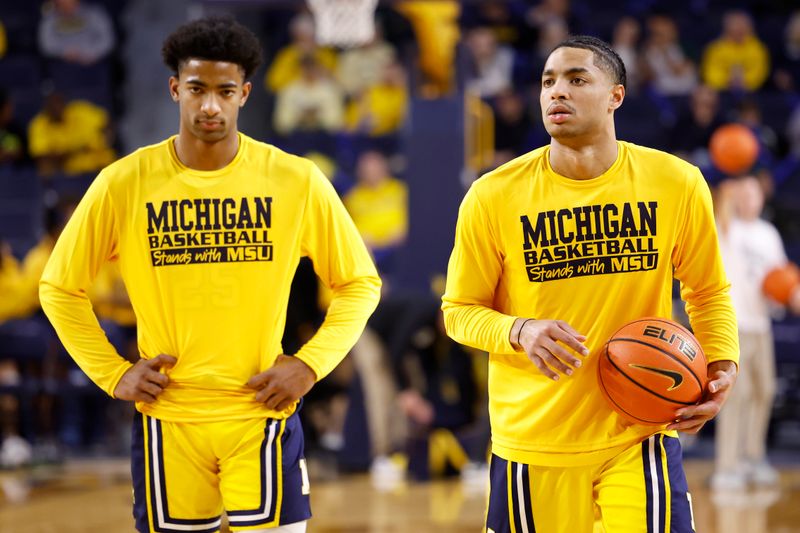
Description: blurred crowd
0,0,799,493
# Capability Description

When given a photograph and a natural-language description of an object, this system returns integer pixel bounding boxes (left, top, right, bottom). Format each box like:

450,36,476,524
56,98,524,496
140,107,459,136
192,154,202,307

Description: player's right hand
513,319,589,381
113,354,177,403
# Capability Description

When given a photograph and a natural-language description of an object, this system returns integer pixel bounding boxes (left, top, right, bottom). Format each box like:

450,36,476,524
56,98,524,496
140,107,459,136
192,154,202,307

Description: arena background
0,0,799,531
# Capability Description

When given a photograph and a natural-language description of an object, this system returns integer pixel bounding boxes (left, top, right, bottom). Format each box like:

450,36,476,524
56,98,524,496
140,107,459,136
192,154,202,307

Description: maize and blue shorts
131,410,311,533
486,434,696,533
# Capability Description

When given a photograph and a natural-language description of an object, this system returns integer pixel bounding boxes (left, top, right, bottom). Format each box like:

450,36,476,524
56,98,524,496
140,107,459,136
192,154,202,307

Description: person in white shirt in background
714,175,800,491
464,26,514,98
38,0,115,66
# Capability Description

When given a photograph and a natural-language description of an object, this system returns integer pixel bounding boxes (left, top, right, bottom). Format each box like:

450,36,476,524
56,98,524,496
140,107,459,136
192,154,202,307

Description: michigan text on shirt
145,197,274,267
520,201,658,282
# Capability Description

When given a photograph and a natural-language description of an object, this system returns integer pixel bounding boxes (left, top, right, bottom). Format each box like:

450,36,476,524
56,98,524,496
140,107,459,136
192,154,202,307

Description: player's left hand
667,360,737,434
247,355,317,412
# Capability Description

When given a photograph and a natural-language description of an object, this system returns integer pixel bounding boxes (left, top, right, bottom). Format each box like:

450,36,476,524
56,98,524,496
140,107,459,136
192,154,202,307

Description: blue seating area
0,168,42,254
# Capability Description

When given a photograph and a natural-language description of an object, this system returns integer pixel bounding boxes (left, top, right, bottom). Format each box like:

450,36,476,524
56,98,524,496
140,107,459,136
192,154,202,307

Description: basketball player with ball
443,36,738,532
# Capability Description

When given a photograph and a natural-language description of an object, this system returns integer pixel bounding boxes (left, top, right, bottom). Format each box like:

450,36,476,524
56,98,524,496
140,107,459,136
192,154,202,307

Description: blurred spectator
0,88,28,167
343,151,408,272
463,0,527,49
0,205,68,463
0,241,21,323
641,14,697,97
0,19,6,58
612,17,641,95
713,176,799,491
788,104,800,158
493,89,530,166
336,27,396,97
346,61,408,137
394,0,460,96
273,55,344,136
13,235,55,319
735,99,778,166
265,13,337,94
351,292,486,486
465,27,513,99
38,0,115,66
530,17,569,81
7,201,72,320
670,85,723,165
773,11,800,93
28,91,115,176
525,0,570,31
305,151,354,195
701,10,770,92
393,298,481,432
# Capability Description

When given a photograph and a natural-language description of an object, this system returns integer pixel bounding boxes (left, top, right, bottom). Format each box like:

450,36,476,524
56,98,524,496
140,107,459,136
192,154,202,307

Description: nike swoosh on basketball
628,364,684,391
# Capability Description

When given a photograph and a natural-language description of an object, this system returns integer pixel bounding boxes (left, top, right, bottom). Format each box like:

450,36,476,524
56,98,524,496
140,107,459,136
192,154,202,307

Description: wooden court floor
1,459,799,532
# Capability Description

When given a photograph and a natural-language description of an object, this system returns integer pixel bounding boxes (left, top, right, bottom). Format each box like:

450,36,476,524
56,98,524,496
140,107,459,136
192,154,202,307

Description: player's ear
240,81,252,107
168,76,180,102
609,83,625,111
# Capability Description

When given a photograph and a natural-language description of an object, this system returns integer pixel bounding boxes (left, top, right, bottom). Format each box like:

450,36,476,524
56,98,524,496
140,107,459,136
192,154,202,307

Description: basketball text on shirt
520,201,658,282
146,196,273,267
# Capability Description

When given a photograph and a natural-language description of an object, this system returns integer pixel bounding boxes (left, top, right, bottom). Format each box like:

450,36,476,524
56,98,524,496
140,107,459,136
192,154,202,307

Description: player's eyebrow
542,67,591,78
185,78,238,89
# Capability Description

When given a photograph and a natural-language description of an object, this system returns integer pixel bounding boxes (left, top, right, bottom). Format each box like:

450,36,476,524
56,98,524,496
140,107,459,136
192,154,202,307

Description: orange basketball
598,318,708,425
762,263,800,305
709,123,759,175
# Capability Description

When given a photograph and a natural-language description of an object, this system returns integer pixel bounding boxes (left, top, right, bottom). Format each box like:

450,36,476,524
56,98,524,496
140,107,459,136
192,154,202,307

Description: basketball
762,263,800,305
598,318,708,425
709,123,759,175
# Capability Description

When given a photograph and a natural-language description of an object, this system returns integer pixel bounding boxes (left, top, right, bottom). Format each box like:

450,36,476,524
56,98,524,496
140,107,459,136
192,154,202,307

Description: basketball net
307,0,378,48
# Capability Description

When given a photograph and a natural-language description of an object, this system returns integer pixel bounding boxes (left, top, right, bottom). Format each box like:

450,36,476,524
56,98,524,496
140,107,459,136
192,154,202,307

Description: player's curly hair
162,16,263,79
552,35,627,89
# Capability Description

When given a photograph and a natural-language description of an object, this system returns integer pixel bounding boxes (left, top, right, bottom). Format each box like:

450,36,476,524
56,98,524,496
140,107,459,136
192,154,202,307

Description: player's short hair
161,16,263,79
552,35,627,89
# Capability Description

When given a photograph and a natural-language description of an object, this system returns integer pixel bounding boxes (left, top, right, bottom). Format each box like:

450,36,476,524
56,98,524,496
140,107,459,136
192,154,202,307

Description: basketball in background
598,318,708,425
762,263,800,305
709,123,759,175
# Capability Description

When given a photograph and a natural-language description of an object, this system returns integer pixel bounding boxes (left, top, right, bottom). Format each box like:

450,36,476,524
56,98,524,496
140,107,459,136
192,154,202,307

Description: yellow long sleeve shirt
442,141,738,466
40,133,381,422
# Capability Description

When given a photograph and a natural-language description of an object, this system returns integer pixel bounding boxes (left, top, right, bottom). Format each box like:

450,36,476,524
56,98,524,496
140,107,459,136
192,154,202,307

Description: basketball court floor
1,457,798,532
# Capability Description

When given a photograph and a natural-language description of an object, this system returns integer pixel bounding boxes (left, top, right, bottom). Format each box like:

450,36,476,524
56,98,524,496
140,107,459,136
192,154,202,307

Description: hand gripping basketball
514,319,590,381
667,361,737,434
598,318,708,425
598,317,737,431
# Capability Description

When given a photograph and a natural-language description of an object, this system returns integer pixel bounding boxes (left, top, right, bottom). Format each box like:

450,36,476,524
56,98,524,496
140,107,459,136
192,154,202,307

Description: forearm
294,274,381,379
441,301,517,354
40,280,132,396
684,288,739,366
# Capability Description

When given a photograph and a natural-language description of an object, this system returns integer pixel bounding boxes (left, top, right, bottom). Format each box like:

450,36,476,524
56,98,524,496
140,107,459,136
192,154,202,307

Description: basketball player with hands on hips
443,36,738,533
39,18,381,533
